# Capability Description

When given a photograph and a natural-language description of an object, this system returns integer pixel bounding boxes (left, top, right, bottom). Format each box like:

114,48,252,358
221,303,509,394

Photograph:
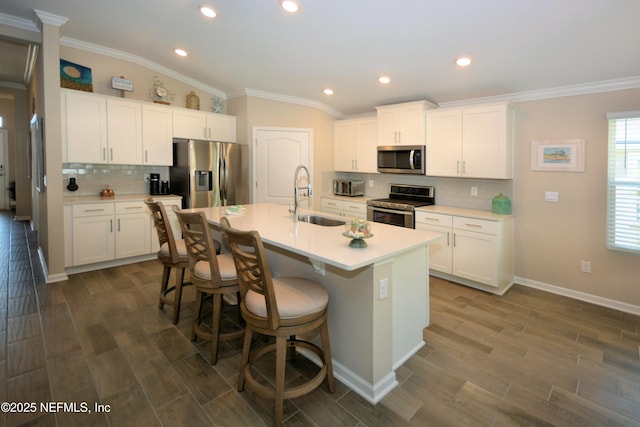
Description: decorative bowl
343,218,373,248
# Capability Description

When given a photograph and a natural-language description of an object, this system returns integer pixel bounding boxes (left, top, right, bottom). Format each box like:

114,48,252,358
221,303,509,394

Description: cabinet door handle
464,223,483,228
110,148,114,161
457,160,460,174
453,232,456,247
462,160,466,175
110,219,113,233
103,148,106,161
204,127,207,138
117,218,121,232
447,231,450,246
145,150,148,163
83,208,105,213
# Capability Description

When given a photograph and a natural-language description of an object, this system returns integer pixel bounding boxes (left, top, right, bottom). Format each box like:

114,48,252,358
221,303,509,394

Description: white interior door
254,128,311,206
0,130,7,210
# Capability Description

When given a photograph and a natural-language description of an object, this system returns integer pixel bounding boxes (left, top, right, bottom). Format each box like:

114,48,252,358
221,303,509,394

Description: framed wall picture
60,59,93,92
530,139,585,172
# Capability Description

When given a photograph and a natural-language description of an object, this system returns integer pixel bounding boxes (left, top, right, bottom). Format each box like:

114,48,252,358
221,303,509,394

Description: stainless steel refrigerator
170,139,246,208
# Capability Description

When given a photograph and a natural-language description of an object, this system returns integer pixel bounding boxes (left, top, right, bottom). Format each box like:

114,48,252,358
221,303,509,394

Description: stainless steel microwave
377,145,425,174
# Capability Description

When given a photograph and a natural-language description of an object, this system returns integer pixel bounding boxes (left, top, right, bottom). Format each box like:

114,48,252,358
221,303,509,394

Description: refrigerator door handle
220,147,228,205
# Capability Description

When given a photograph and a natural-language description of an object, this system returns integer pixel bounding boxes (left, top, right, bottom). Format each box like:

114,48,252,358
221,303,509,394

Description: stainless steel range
367,184,435,228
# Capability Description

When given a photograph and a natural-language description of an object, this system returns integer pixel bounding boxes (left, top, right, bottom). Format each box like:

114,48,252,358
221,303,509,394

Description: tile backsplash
326,171,513,212
63,164,170,197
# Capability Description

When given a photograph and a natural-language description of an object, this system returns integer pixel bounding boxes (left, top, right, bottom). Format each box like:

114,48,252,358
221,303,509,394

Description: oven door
367,206,414,228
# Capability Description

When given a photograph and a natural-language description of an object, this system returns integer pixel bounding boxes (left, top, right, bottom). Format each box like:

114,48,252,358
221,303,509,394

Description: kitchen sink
297,214,346,227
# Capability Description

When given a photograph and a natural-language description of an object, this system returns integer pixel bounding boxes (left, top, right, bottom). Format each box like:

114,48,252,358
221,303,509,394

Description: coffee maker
149,173,161,195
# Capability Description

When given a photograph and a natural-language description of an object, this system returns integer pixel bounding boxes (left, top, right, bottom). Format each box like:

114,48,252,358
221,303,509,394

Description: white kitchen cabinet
115,202,151,258
142,103,173,166
107,98,143,164
71,203,116,266
62,89,173,166
415,209,513,294
333,118,378,173
321,197,367,218
425,102,513,179
62,89,108,163
172,108,237,142
376,100,435,146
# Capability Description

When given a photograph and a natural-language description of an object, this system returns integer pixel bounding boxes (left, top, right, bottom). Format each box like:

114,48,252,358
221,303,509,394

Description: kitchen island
187,203,439,403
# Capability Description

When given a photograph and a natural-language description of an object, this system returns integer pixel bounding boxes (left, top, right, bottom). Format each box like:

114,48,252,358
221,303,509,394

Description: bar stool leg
274,335,287,427
159,265,171,309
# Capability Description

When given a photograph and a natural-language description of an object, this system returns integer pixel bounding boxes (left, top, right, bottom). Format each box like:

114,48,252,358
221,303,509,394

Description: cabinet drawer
343,202,366,216
453,216,498,235
116,201,147,214
415,211,452,227
322,198,344,210
72,203,115,218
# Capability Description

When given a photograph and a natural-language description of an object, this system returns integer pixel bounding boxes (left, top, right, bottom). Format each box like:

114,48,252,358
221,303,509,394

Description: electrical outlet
379,278,388,300
580,260,592,273
144,173,150,182
545,191,559,202
368,180,374,188
471,186,478,196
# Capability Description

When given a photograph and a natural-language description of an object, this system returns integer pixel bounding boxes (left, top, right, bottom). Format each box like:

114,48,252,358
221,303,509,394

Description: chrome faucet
293,165,312,221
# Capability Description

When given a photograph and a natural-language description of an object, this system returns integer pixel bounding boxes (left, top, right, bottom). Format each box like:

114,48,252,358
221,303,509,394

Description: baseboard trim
514,276,640,316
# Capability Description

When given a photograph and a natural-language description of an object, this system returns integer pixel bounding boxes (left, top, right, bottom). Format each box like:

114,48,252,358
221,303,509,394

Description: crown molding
60,37,227,99
0,12,39,32
34,10,68,28
438,76,640,108
228,88,345,118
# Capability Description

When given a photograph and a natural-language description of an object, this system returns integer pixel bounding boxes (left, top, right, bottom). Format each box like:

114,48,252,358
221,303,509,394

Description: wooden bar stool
145,197,190,324
174,208,243,365
220,216,335,426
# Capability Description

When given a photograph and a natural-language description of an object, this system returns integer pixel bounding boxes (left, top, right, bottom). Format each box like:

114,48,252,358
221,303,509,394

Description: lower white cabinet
115,202,151,259
65,197,182,268
321,197,367,218
416,210,513,294
70,203,117,266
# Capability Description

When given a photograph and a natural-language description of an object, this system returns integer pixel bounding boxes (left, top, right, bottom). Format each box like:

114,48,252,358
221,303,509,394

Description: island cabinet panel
115,202,151,258
376,100,435,146
426,102,513,179
415,209,513,294
172,108,237,143
71,203,116,265
333,117,378,173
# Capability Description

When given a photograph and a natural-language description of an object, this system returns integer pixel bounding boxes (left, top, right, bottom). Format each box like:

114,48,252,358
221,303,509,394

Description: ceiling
1,0,640,116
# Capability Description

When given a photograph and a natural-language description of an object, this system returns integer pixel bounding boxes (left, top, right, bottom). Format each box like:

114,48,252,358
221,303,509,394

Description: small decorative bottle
186,91,200,110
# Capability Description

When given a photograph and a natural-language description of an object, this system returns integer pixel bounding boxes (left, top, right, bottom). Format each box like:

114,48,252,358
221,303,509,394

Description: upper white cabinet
426,102,513,179
62,89,108,164
62,89,173,166
333,117,377,173
142,104,173,166
172,108,237,143
106,98,143,164
376,100,435,146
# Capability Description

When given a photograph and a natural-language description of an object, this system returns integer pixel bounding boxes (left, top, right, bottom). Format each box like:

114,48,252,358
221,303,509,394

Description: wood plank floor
1,210,639,426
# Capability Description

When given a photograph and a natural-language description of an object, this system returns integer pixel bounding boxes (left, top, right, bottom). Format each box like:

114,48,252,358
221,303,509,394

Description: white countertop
64,194,182,205
185,203,440,271
416,205,513,221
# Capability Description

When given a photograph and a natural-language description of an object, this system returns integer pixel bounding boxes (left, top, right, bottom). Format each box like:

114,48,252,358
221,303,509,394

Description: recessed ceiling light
378,75,391,84
175,48,188,57
456,57,472,67
280,0,300,13
323,88,334,95
199,5,217,18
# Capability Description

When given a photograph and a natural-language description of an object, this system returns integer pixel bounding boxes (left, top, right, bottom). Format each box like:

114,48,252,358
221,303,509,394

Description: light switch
545,191,559,202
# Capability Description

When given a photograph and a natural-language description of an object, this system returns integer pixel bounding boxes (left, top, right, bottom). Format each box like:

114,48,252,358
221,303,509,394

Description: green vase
492,193,512,214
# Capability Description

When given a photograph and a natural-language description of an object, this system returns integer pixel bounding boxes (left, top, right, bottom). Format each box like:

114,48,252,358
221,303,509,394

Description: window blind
607,111,640,254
